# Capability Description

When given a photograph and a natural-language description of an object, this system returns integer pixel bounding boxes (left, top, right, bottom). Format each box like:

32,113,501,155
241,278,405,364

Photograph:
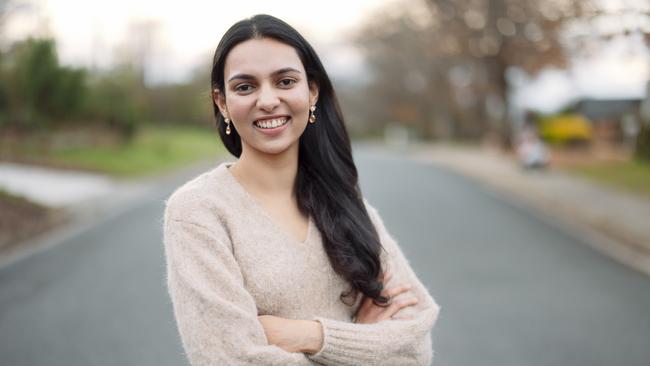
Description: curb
405,144,650,278
439,164,650,278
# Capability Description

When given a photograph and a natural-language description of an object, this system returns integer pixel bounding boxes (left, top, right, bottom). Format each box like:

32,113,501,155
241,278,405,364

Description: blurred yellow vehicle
539,113,593,144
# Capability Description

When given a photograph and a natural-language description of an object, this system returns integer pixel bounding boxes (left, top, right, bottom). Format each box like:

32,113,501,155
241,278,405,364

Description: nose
256,83,280,111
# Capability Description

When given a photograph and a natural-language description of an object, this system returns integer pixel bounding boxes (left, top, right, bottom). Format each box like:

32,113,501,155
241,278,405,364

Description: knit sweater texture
163,161,441,366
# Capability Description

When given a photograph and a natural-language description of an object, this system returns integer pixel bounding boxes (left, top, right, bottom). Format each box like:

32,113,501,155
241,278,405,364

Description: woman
163,14,441,365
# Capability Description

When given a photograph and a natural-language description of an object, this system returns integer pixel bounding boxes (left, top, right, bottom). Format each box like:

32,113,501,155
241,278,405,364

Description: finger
390,297,419,312
383,283,413,298
384,297,419,321
355,294,369,312
391,315,415,321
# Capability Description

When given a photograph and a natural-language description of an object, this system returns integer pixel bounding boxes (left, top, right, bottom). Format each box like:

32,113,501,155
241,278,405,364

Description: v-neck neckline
221,162,312,245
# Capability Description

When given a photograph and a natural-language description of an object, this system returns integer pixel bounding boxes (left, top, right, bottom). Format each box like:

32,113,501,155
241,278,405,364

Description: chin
256,139,300,156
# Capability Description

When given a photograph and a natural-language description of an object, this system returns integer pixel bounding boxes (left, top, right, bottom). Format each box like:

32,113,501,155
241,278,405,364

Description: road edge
0,157,229,270
404,146,650,278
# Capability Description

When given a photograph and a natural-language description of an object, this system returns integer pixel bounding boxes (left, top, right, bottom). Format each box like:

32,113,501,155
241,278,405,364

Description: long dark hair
211,14,389,306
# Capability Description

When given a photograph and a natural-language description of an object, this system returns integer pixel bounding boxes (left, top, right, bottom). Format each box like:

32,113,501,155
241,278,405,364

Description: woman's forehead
224,38,304,79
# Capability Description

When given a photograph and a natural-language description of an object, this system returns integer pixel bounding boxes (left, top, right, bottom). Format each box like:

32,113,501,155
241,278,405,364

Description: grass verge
565,159,650,198
1,124,226,178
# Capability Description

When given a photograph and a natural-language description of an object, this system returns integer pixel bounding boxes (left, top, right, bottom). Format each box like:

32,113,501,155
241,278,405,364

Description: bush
83,66,145,140
0,38,86,129
636,122,650,162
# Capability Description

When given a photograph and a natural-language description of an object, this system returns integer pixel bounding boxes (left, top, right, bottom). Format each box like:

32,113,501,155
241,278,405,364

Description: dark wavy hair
210,14,390,307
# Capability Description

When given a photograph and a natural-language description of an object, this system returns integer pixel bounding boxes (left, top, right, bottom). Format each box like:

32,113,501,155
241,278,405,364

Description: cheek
286,89,311,112
226,97,254,120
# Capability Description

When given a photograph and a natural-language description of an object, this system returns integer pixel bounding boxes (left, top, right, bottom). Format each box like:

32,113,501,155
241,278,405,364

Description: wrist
299,320,323,354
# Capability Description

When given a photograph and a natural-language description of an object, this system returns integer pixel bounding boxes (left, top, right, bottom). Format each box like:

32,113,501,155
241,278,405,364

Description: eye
278,78,296,87
235,84,253,92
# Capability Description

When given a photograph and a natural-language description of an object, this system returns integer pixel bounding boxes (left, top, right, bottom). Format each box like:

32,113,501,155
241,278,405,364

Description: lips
253,115,291,124
254,118,290,131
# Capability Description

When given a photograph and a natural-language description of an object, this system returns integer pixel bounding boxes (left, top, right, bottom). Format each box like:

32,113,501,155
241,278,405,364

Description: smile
253,117,291,129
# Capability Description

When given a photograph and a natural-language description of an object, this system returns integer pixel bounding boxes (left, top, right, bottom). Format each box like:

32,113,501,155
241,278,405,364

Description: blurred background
0,0,649,365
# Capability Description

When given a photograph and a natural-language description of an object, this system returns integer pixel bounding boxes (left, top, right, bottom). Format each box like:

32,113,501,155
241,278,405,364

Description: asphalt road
1,145,649,366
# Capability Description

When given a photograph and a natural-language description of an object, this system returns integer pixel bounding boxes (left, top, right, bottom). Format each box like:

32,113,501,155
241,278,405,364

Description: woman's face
214,38,318,156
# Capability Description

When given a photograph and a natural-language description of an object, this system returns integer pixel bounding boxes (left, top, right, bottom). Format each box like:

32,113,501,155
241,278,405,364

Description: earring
309,105,317,124
224,117,231,135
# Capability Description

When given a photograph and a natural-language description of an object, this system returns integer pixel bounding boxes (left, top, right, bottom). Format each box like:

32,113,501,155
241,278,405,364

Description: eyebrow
227,67,301,83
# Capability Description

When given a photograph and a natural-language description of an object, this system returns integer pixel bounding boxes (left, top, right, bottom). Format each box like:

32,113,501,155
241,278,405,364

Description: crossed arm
163,202,440,366
258,269,422,354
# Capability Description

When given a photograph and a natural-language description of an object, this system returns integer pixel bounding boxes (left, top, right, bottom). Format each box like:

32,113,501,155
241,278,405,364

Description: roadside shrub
636,123,650,162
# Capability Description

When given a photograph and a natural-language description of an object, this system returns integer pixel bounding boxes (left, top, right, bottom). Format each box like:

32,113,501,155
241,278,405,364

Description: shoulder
361,197,384,228
361,197,375,215
361,197,396,257
164,162,232,227
361,198,391,245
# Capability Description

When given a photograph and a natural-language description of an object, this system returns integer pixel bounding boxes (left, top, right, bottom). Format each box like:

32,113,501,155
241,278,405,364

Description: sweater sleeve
163,216,317,366
306,200,441,366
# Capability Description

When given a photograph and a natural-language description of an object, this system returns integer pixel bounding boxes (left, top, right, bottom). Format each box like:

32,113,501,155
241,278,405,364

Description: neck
231,143,299,200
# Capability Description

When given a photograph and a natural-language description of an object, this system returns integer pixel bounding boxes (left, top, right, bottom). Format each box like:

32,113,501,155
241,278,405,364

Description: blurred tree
84,65,143,140
353,0,597,146
0,0,32,126
116,19,162,88
426,0,597,147
637,123,650,161
0,0,24,43
638,82,650,161
1,38,86,129
563,2,650,159
351,15,440,139
142,58,212,127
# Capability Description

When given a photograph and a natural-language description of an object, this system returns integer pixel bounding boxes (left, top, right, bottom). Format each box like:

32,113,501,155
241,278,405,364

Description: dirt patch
548,143,633,168
0,192,68,258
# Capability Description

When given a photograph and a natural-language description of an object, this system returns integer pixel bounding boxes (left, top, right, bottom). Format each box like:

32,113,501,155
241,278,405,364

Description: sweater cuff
306,303,440,366
307,316,416,365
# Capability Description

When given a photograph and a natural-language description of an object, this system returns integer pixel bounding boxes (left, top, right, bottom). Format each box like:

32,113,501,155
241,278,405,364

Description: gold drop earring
214,88,231,135
224,116,231,135
309,105,317,123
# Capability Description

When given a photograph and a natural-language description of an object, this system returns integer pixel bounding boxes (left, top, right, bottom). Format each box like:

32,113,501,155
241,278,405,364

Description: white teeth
255,118,289,129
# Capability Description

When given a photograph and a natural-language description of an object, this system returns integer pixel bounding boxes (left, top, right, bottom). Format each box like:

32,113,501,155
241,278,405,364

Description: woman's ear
309,81,319,106
213,88,228,117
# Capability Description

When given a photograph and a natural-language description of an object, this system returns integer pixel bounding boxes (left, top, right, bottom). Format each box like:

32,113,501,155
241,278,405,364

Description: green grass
4,125,226,178
52,125,226,177
567,159,650,197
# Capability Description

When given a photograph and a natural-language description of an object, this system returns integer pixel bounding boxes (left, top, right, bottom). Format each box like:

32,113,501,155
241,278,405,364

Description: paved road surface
1,145,649,365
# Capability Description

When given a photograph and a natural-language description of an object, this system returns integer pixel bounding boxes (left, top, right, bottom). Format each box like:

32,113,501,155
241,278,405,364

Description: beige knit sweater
163,162,441,366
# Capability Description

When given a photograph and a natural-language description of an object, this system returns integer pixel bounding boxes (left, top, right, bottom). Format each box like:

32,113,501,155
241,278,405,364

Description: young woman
163,14,441,365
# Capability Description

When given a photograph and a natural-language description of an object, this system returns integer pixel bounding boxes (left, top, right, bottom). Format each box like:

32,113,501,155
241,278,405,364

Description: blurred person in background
162,14,441,366
516,114,549,169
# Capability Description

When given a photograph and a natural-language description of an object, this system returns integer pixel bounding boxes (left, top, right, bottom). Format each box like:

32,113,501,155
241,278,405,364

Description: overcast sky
4,0,649,113
5,0,401,84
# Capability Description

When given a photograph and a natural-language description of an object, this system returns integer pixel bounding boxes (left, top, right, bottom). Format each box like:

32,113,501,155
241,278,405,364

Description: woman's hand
353,271,418,324
257,315,323,354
